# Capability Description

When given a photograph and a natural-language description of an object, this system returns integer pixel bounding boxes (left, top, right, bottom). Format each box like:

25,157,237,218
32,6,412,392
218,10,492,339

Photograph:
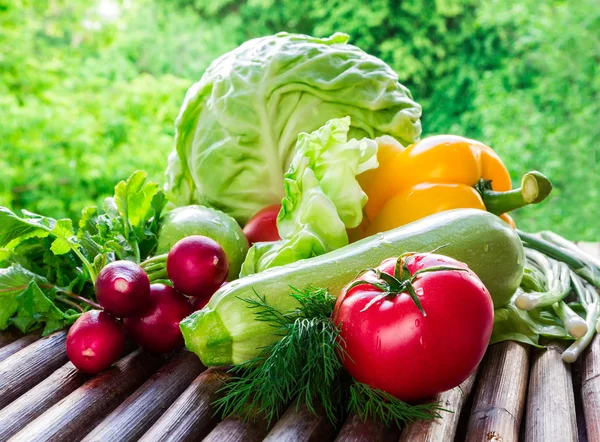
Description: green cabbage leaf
165,32,421,223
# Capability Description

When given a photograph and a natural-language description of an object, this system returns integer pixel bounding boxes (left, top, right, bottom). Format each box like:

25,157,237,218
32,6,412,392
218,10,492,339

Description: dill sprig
348,382,448,427
214,287,343,425
213,286,446,428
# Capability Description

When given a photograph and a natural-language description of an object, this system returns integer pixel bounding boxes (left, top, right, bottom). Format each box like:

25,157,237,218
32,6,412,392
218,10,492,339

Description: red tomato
243,204,281,245
333,253,493,401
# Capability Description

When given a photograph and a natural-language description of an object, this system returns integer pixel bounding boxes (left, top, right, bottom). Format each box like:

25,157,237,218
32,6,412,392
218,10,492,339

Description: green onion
562,273,600,363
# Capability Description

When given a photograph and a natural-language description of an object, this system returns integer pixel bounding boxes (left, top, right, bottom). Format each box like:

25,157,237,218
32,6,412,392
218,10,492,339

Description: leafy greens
165,32,421,224
0,171,165,336
240,117,377,276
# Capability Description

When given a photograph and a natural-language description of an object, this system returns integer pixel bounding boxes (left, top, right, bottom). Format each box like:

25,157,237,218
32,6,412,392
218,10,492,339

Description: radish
124,284,192,353
191,296,209,311
191,282,228,311
66,310,125,374
96,260,150,317
166,236,228,298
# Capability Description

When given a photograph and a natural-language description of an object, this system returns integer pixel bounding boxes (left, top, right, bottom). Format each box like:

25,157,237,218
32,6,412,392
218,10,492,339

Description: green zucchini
181,209,524,366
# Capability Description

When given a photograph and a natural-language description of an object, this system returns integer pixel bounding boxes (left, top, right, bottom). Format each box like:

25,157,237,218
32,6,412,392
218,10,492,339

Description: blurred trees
1,0,599,238
0,0,235,219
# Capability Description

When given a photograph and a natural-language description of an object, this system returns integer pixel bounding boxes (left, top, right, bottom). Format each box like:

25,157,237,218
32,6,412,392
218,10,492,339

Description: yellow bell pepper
354,135,551,238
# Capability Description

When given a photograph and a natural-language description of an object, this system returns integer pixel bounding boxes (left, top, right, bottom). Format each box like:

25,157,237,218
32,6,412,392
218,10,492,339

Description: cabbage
240,117,377,276
165,32,421,224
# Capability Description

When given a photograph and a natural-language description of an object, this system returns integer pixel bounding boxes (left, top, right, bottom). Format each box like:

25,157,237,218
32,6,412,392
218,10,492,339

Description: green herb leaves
348,383,446,428
0,170,166,335
0,207,77,255
11,281,80,336
214,287,445,428
215,287,344,425
0,265,48,329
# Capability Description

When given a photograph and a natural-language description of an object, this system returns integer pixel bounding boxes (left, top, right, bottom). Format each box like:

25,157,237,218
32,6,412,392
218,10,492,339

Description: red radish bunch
95,261,150,317
124,284,192,353
66,311,125,374
66,235,230,373
166,235,229,299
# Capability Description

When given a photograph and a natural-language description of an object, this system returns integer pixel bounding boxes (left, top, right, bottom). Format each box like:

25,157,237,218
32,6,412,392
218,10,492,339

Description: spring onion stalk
515,249,572,310
518,230,600,288
562,273,600,363
540,231,600,270
552,301,587,339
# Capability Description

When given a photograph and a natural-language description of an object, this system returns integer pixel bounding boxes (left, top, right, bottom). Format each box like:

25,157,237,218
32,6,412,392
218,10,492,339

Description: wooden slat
466,341,530,442
138,368,227,442
7,349,164,442
335,413,400,442
82,351,204,442
0,361,88,442
203,415,269,442
578,241,600,441
0,330,42,363
263,401,336,442
0,329,25,350
399,369,478,442
0,330,68,410
525,342,578,441
582,334,600,441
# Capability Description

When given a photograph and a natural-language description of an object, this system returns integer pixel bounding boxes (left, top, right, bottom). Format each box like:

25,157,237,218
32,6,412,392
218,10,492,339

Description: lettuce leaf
240,117,377,276
166,32,421,223
491,291,573,347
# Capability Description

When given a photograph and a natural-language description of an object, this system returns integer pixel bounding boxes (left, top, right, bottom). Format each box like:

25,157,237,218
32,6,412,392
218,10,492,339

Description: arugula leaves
0,170,166,335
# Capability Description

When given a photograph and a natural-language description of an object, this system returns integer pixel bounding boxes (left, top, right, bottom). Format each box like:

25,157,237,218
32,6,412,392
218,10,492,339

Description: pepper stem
478,171,553,215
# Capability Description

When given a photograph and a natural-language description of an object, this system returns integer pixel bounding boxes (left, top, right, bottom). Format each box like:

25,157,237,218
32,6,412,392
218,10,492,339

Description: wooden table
1,243,598,442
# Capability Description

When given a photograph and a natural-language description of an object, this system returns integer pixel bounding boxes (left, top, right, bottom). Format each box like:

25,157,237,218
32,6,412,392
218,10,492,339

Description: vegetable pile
2,31,599,428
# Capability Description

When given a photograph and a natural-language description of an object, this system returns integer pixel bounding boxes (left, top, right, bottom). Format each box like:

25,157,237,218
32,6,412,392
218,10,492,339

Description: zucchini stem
479,171,553,215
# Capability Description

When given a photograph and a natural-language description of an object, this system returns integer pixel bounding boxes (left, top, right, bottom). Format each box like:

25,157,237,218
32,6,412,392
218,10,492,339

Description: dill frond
348,382,448,427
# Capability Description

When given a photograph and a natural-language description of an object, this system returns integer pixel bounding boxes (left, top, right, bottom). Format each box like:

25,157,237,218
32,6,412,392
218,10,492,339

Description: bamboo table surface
1,243,599,442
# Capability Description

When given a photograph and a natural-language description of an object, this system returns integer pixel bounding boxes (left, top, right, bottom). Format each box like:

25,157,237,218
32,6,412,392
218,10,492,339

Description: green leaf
491,292,573,347
0,207,81,257
0,206,53,249
11,281,80,336
49,219,77,255
0,265,51,330
114,171,161,237
240,117,377,276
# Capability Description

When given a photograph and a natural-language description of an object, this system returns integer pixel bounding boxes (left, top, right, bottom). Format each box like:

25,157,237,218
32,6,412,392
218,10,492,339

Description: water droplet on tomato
419,336,425,348
415,319,421,328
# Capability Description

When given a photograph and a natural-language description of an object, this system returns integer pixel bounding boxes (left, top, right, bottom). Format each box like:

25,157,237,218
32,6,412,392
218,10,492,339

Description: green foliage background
1,0,598,239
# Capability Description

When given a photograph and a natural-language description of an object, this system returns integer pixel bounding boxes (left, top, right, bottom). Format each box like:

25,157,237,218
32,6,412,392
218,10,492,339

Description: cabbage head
165,32,421,224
